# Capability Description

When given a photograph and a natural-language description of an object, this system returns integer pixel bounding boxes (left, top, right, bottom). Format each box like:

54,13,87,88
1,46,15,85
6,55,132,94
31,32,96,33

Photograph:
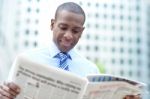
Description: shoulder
23,47,49,56
18,47,50,61
81,57,99,74
71,50,100,75
72,50,95,65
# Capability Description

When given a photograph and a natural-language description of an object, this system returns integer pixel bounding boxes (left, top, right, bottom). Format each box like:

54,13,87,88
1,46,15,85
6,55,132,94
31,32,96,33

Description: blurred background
0,0,150,98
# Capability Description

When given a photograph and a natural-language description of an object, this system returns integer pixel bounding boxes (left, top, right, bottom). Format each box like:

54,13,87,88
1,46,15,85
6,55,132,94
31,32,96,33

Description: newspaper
83,74,146,99
8,55,88,99
8,55,146,99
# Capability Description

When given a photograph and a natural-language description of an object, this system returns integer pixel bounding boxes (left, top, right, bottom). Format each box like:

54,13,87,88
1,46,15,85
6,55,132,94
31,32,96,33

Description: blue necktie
54,52,70,71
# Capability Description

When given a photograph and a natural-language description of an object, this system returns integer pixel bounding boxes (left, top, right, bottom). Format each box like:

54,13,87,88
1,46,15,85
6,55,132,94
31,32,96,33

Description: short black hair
55,2,86,24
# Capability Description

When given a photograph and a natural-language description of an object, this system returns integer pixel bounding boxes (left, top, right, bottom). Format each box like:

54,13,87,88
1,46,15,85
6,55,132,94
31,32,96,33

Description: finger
124,95,141,99
0,93,10,99
0,85,16,99
1,84,18,97
124,96,131,99
133,94,141,99
4,82,20,94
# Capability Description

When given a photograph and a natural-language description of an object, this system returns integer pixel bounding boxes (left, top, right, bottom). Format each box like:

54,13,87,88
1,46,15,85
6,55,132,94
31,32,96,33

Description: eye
72,30,79,34
60,26,67,31
59,24,68,31
72,29,81,34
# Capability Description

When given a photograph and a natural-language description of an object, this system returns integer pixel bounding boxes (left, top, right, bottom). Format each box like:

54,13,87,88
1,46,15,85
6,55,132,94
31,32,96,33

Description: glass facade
0,0,149,98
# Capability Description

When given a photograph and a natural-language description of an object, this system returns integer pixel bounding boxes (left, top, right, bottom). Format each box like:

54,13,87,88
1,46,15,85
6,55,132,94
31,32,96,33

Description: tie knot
58,52,68,61
54,52,71,62
54,52,71,71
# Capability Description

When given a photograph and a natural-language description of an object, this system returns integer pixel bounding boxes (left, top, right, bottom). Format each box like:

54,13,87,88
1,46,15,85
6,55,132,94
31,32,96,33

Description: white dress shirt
18,41,99,77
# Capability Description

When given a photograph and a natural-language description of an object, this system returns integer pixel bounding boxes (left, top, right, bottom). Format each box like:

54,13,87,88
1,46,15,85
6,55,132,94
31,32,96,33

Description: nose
64,31,73,40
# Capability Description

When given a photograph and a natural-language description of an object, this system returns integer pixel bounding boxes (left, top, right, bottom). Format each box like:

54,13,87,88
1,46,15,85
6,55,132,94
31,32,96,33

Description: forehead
56,10,85,27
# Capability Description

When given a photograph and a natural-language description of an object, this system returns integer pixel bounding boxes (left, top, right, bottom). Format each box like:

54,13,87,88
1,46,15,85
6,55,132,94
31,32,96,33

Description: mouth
60,39,72,48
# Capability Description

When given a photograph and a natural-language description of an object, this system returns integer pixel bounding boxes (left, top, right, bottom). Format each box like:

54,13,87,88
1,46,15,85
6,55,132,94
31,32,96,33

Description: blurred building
0,0,149,98
77,0,150,98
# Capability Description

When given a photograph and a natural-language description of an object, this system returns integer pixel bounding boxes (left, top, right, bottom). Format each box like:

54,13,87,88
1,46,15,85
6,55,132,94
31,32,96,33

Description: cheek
53,28,60,37
74,35,81,43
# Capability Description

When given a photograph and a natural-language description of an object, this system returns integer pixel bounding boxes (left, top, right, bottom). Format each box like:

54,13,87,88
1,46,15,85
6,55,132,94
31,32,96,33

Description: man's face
51,10,85,52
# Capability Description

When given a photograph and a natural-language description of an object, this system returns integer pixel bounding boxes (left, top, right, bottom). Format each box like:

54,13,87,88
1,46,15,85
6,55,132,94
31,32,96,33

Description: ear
81,27,85,34
79,27,85,38
51,19,55,30
82,27,85,32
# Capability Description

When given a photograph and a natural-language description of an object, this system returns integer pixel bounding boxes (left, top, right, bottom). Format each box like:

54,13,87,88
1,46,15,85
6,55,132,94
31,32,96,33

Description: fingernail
17,88,21,93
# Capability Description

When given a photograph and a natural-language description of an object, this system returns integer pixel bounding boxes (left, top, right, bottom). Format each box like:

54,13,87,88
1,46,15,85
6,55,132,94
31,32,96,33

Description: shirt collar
49,41,73,60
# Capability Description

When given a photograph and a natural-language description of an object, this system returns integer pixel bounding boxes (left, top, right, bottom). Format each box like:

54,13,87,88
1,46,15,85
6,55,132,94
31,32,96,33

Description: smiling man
0,2,141,99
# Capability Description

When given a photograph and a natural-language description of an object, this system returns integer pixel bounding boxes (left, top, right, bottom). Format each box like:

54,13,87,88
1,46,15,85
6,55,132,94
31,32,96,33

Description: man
0,2,140,99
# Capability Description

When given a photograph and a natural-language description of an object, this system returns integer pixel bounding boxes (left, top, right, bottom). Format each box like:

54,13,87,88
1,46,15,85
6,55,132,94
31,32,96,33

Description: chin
59,46,71,52
61,48,70,53
62,49,69,52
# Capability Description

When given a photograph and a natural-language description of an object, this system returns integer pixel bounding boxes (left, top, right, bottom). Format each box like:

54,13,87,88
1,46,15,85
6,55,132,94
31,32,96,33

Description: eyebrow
73,27,83,31
58,23,83,29
58,23,68,27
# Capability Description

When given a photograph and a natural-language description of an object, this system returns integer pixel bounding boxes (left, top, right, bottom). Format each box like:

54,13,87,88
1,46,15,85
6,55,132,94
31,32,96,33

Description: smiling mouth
61,40,72,47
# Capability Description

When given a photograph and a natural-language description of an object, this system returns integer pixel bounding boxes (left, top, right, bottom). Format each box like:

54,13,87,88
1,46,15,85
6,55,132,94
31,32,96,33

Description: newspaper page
8,55,88,99
82,74,146,99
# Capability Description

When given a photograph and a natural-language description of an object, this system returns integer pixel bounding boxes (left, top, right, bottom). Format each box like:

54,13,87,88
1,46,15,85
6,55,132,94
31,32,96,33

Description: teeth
62,41,71,46
64,43,70,46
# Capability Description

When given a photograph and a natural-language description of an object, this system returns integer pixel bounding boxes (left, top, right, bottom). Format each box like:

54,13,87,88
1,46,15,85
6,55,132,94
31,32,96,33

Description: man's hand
0,82,20,99
124,94,141,99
